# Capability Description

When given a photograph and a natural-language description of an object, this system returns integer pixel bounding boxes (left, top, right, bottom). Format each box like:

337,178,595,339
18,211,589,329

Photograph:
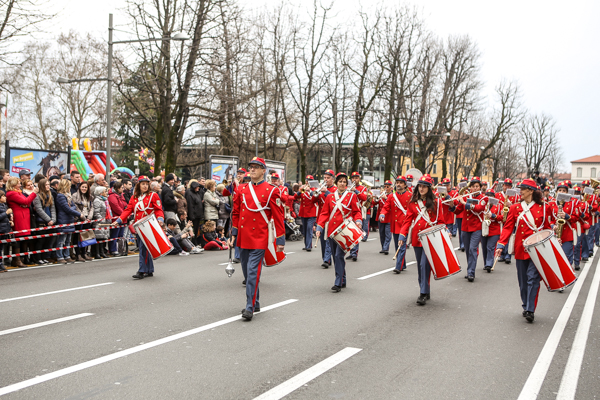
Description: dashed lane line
0,299,298,397
0,283,114,303
253,347,362,400
0,313,94,336
357,261,417,280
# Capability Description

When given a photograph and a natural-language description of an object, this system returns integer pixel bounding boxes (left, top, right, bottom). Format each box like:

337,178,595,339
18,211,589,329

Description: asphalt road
0,232,599,400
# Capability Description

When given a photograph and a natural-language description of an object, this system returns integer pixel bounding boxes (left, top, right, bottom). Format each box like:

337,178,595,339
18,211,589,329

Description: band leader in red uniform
494,179,552,323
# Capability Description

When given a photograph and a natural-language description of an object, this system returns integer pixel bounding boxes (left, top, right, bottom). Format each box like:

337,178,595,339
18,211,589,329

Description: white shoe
191,248,202,254
195,246,204,253
178,251,190,256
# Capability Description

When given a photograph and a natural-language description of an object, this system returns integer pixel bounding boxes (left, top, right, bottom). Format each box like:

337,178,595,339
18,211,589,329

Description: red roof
554,173,571,181
571,155,600,163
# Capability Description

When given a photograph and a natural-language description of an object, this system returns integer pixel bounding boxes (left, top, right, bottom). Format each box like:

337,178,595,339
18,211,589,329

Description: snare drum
133,213,173,260
264,239,286,267
523,229,577,292
329,219,365,253
418,224,461,280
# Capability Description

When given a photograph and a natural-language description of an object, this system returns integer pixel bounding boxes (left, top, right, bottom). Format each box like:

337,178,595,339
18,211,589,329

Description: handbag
79,230,97,247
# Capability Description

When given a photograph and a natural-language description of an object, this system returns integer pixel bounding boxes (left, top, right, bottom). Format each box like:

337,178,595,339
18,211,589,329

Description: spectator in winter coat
92,187,112,259
175,185,187,216
203,179,219,223
108,182,128,256
165,219,189,256
199,220,228,250
6,176,38,268
122,179,133,203
31,178,57,265
215,184,231,231
71,181,95,261
161,173,178,221
90,174,108,199
185,180,205,245
0,191,12,272
55,180,81,264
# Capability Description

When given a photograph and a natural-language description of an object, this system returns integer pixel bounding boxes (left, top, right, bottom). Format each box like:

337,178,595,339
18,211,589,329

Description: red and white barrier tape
9,217,118,236
0,223,131,244
0,237,128,259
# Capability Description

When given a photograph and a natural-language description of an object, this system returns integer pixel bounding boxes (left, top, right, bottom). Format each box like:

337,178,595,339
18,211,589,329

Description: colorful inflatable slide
70,139,133,181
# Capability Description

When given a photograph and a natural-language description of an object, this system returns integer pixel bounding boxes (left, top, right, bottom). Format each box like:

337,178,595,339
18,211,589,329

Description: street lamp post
58,14,189,178
195,129,218,177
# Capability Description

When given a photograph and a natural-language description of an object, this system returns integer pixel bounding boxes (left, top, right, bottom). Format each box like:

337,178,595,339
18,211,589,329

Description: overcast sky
49,0,600,171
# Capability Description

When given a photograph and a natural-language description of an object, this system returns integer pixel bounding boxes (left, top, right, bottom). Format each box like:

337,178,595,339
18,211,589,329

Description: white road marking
0,299,298,397
253,347,362,400
0,283,115,303
0,313,94,336
284,252,295,255
366,238,377,241
454,246,460,250
557,258,600,400
517,258,595,400
357,261,417,280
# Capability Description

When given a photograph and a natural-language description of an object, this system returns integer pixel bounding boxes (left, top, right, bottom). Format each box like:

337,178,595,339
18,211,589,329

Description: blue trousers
516,259,541,313
414,246,431,294
392,233,407,271
109,227,125,253
301,217,316,249
329,238,347,287
456,218,464,249
240,248,266,312
320,232,332,263
233,236,240,260
562,241,574,265
481,234,499,267
595,222,600,245
137,236,154,274
499,245,512,262
379,222,391,252
586,224,596,256
446,223,456,237
574,235,582,265
581,231,589,259
462,230,482,277
361,217,370,241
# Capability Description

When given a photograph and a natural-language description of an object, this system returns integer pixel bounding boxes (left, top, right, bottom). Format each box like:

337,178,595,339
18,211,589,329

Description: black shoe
522,310,527,317
306,249,311,252
393,269,401,274
341,283,346,288
505,259,511,264
94,255,102,260
464,275,469,279
467,275,474,282
242,279,246,285
460,248,465,252
582,257,589,262
384,251,389,255
345,255,353,260
484,266,491,273
416,294,427,305
426,294,430,300
144,273,153,277
525,311,534,323
575,265,580,271
302,247,306,250
132,272,144,279
321,262,330,268
331,285,341,292
242,309,253,321
254,306,260,312
352,257,357,262
233,258,241,264
379,250,386,254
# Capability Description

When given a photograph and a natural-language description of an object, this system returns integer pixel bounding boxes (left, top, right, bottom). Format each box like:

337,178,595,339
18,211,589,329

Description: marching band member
315,172,362,292
438,178,455,235
572,185,586,267
455,177,468,251
453,177,487,282
295,175,318,251
495,178,516,264
494,179,552,323
480,189,503,272
405,174,414,193
581,180,598,259
379,175,411,273
113,176,164,280
223,168,247,265
346,172,368,262
550,181,578,267
377,180,394,255
397,176,444,305
543,186,553,202
316,169,337,268
230,157,285,321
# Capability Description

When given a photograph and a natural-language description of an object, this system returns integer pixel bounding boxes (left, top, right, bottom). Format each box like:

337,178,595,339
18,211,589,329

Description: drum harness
130,192,158,234
406,199,440,246
324,190,353,237
508,201,545,254
244,182,277,244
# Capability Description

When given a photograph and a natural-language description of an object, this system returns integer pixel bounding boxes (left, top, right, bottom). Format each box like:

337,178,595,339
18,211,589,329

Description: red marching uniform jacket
453,193,488,232
380,190,411,234
119,191,165,225
231,181,285,250
486,204,504,237
294,189,318,218
316,190,362,237
549,198,578,243
399,198,444,247
497,201,553,260
583,194,599,225
376,191,393,223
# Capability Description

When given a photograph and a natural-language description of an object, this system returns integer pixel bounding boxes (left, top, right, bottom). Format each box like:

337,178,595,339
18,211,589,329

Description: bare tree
521,113,560,177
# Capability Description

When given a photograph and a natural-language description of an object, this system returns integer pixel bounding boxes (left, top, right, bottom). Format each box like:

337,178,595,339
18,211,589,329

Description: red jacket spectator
6,187,37,237
108,188,128,216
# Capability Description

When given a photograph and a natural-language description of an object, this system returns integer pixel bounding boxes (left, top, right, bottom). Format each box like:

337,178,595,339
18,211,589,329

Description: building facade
571,155,600,184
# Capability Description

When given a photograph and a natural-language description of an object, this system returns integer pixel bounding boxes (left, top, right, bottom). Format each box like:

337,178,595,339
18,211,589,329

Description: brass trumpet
555,200,566,238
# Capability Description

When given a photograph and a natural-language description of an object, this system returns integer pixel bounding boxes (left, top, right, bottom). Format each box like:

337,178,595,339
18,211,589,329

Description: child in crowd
174,211,203,254
0,191,13,272
200,220,228,250
215,225,228,244
165,218,189,256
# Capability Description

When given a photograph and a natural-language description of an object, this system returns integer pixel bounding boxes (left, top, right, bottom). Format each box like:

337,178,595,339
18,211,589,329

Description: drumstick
392,244,402,260
491,256,499,271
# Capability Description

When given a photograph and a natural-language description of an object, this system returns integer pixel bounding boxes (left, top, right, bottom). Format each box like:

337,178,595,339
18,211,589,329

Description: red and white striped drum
418,224,461,280
264,239,286,267
524,229,577,292
133,213,173,260
329,219,365,253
